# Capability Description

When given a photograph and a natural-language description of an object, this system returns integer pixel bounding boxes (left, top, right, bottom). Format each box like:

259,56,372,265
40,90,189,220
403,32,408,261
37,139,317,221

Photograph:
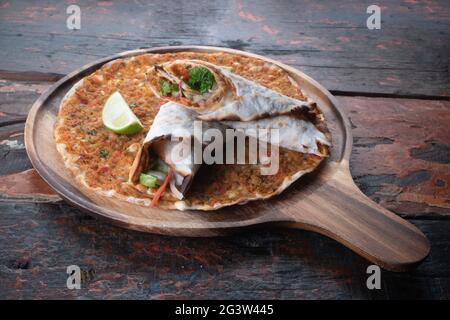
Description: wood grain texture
0,169,60,202
341,96,450,218
0,0,448,296
0,80,49,129
0,0,448,97
277,163,430,271
2,84,447,218
0,88,447,298
0,201,448,299
22,46,430,271
0,123,30,176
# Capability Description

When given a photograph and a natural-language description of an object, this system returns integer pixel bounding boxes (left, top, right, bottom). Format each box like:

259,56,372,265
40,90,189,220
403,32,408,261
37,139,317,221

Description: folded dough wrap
223,115,330,157
147,59,318,122
136,60,331,201
129,101,225,200
130,100,330,200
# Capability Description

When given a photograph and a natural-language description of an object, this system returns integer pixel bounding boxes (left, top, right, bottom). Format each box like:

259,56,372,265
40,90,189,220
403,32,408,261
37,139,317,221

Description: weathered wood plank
1,84,447,217
0,123,30,176
0,79,50,126
0,0,448,96
0,201,448,299
0,80,50,175
0,0,447,301
340,96,450,218
0,169,60,202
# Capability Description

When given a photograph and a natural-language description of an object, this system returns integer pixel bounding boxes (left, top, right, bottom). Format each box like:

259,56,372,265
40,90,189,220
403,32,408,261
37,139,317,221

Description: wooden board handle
280,164,430,271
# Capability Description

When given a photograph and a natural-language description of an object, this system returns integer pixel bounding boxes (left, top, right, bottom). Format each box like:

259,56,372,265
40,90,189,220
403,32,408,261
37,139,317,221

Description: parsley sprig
187,67,215,94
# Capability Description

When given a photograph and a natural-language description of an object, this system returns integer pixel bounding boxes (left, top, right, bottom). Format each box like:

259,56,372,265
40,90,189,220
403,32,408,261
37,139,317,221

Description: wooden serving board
25,46,430,272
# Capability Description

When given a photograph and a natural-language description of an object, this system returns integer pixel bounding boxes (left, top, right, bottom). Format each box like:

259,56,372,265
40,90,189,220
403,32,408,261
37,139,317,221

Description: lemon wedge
102,91,143,135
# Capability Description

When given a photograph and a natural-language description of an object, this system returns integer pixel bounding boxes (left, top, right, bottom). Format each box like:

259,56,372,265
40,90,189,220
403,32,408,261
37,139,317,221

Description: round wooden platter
25,46,430,271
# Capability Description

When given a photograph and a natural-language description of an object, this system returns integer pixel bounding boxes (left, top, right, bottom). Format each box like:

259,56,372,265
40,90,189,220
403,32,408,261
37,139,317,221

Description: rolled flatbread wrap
223,115,330,157
129,101,225,200
147,59,318,122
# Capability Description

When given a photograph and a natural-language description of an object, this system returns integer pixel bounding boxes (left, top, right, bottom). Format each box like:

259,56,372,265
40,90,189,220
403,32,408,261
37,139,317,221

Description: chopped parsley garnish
187,67,215,94
99,149,109,159
159,80,178,96
87,129,97,136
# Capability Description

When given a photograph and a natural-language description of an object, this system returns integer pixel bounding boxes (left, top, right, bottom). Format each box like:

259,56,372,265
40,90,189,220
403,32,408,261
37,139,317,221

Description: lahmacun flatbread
54,51,331,210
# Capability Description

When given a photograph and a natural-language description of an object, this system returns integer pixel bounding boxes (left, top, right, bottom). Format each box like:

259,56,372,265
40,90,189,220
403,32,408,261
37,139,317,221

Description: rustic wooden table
0,1,449,299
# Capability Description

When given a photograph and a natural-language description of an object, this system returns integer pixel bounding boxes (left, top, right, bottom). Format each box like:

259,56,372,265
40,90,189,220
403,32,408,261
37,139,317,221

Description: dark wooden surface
0,0,449,97
0,0,449,299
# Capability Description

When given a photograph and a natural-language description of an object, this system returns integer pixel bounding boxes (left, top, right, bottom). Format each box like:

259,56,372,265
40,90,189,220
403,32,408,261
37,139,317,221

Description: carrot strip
150,168,173,207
